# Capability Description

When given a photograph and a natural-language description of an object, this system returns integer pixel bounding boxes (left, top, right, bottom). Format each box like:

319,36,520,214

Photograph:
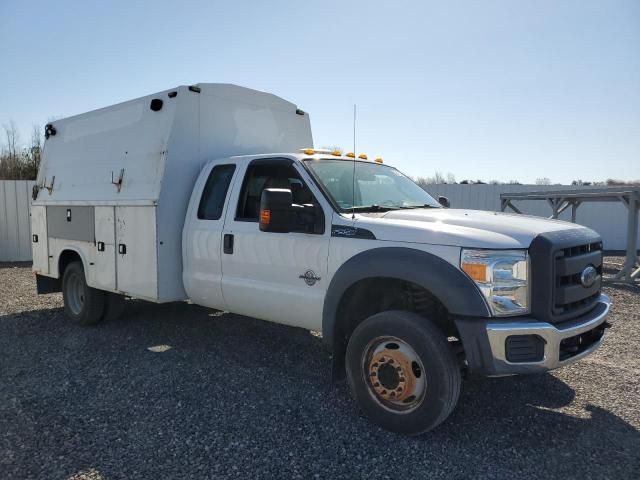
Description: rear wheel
345,310,461,435
62,261,105,325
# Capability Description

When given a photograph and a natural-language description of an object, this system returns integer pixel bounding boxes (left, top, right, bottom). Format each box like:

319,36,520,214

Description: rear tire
345,310,461,435
62,261,105,326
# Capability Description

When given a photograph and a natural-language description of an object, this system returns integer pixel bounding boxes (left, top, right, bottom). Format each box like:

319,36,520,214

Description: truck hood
355,208,587,249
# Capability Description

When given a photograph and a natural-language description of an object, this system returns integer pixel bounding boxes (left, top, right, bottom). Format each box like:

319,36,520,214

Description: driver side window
235,159,324,234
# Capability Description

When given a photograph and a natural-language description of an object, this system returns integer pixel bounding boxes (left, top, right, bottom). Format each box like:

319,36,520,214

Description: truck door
220,158,330,330
182,163,238,310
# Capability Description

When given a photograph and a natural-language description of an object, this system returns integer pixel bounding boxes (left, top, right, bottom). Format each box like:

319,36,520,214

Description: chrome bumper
455,294,611,376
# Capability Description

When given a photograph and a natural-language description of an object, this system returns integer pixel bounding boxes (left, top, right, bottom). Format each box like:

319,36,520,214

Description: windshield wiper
349,205,400,213
397,204,440,210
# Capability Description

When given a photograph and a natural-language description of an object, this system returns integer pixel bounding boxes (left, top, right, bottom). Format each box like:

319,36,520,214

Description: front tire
62,261,105,326
345,311,461,435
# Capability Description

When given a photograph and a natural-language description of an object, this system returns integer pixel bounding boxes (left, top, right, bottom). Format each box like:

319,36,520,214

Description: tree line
414,172,639,187
0,122,42,180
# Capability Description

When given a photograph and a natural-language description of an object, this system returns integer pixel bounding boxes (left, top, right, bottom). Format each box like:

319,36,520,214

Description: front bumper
455,294,610,376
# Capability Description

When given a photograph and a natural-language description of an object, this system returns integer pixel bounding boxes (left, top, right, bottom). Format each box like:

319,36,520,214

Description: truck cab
32,84,610,435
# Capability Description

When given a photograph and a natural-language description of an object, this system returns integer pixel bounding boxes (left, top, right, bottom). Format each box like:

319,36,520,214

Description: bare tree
606,178,640,186
3,121,19,159
25,125,43,179
433,171,446,184
414,177,428,188
1,121,21,179
0,122,43,180
535,177,551,185
415,172,455,185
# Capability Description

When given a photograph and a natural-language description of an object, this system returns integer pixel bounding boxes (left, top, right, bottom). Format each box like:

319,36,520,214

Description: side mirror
438,196,450,208
259,188,292,233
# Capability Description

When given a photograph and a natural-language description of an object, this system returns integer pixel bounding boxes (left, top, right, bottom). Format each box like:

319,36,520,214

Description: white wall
0,180,35,262
423,184,638,251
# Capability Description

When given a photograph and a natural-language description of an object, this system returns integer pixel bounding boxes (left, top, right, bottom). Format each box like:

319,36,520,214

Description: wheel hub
368,349,417,402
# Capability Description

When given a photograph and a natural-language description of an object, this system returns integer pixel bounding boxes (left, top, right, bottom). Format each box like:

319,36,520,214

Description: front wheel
345,311,461,435
62,261,105,325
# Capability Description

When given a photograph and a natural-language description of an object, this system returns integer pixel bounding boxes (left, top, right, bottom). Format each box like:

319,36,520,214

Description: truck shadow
1,299,638,478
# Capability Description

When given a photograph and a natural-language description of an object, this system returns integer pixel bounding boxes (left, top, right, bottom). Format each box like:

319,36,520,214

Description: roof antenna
351,104,357,221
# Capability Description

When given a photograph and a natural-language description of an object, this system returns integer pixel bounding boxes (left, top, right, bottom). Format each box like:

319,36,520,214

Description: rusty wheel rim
361,336,426,413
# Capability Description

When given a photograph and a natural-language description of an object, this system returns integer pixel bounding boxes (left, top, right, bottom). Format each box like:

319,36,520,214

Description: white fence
0,181,637,262
423,184,639,250
0,181,35,262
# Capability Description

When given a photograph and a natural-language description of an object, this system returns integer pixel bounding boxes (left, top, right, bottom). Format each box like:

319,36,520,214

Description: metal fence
0,181,637,262
0,181,35,262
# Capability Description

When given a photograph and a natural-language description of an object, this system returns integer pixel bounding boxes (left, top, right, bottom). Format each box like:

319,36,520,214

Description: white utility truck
32,84,610,435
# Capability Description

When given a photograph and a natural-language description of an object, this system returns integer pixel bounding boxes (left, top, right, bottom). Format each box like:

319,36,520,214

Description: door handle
223,234,234,254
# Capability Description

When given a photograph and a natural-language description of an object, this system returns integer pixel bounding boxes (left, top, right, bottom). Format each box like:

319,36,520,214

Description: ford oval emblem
580,265,598,288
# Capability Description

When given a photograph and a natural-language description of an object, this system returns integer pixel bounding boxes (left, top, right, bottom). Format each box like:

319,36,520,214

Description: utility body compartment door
94,206,116,291
115,206,158,300
30,205,49,274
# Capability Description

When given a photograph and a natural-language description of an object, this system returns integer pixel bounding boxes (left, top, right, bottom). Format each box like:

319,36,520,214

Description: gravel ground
1,259,639,479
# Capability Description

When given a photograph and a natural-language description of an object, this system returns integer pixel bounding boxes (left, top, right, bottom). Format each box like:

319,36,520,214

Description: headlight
460,249,530,317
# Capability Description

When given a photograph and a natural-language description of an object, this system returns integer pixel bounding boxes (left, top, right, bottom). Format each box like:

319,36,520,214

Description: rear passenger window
198,164,236,220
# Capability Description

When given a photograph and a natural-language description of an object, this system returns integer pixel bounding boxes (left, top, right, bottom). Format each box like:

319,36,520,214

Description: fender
322,247,491,353
37,245,90,294
55,245,90,279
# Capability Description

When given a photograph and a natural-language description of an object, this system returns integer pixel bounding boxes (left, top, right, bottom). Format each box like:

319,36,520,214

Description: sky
0,0,638,184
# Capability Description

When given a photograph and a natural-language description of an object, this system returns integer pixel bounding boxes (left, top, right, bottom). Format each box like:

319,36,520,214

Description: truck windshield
303,159,441,212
